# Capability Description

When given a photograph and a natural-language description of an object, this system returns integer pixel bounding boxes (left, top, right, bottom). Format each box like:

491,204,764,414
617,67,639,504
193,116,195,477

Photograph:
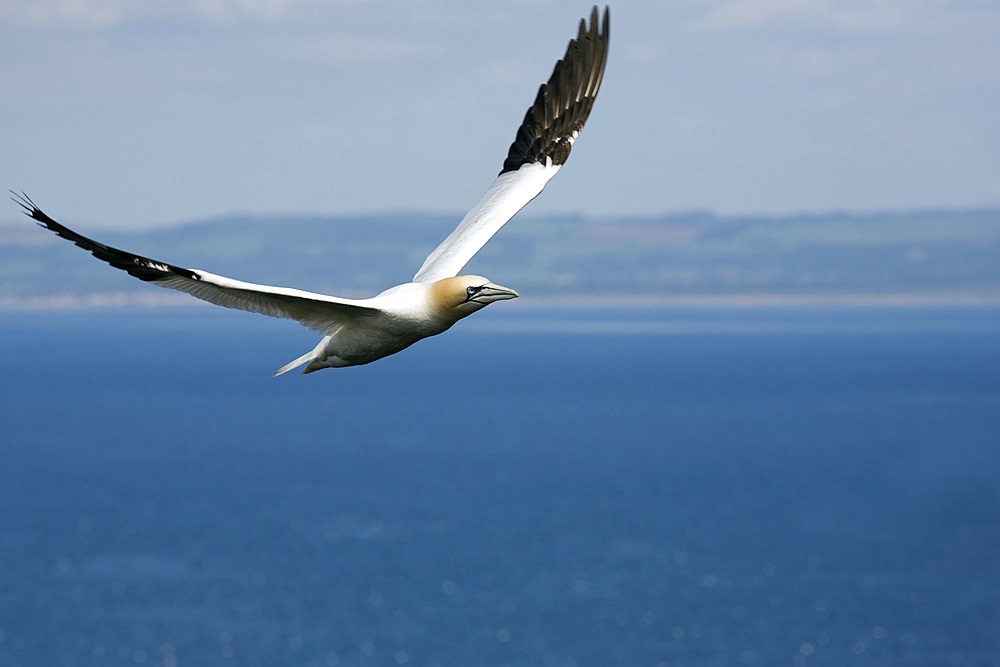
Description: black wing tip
498,6,610,176
10,189,32,208
8,190,63,233
9,190,52,227
11,191,202,283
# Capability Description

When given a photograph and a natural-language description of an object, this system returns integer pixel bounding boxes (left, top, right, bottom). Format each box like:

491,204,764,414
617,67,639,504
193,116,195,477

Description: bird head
428,275,519,318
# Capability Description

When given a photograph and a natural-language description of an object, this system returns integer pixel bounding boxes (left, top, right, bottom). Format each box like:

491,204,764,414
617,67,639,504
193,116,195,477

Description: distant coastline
3,290,999,311
5,208,998,309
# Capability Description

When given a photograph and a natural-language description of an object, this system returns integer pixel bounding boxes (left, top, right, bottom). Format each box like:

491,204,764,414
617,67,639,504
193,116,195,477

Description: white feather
413,161,561,283
154,269,378,334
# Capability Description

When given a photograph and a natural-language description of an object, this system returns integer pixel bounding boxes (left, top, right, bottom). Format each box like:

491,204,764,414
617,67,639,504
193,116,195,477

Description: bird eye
467,286,479,296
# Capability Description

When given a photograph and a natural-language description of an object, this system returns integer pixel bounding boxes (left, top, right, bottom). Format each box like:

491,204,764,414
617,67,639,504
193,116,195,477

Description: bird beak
477,282,519,303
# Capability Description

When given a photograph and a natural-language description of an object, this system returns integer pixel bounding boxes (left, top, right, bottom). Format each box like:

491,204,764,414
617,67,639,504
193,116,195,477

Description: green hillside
2,208,999,305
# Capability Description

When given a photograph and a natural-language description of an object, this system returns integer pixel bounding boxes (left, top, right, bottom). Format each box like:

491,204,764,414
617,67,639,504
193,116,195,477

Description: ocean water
1,306,999,666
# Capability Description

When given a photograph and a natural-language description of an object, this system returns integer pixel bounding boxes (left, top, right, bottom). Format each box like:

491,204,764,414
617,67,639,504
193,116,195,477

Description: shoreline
2,291,1000,310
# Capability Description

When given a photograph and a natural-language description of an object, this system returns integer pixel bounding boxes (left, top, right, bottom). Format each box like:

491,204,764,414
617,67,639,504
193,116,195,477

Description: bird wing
12,192,380,334
412,5,609,284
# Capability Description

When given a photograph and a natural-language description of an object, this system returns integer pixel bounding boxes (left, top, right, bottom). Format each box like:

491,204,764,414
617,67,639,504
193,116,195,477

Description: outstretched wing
413,5,609,284
12,192,380,334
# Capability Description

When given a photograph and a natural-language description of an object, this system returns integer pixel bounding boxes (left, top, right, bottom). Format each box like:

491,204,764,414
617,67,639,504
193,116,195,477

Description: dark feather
499,5,609,175
11,191,199,283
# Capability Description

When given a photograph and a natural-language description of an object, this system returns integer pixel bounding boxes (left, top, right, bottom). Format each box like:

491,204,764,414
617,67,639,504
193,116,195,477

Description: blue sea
2,306,999,666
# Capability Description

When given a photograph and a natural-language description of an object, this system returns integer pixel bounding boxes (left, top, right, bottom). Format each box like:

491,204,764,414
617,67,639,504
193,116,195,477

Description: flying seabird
13,6,609,375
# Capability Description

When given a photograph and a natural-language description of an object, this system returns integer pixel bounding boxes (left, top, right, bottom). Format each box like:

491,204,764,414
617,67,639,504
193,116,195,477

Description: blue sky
2,0,998,229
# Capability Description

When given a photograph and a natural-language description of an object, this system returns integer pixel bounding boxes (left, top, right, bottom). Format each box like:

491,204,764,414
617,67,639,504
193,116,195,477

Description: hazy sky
2,0,998,229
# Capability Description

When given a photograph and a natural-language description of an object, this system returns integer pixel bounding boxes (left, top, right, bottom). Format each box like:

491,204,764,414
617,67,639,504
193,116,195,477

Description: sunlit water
2,307,999,666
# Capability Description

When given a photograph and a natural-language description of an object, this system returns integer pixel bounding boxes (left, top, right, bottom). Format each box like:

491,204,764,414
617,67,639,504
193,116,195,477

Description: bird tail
274,335,331,377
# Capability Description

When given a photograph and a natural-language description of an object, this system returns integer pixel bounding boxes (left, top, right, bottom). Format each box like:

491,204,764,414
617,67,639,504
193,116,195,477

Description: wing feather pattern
413,6,609,284
12,192,379,334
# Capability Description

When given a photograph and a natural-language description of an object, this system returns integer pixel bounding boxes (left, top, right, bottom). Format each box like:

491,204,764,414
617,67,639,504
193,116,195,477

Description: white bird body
277,282,444,374
14,7,609,374
276,277,517,373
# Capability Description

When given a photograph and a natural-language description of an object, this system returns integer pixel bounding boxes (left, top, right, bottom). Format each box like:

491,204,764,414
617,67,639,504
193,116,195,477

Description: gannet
13,6,609,375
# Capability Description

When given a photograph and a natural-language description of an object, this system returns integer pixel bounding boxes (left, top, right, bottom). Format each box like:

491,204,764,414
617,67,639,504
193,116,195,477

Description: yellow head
428,275,519,319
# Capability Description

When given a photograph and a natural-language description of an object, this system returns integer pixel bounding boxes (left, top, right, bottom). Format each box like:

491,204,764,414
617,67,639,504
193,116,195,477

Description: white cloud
276,34,439,65
0,0,131,28
189,0,366,24
0,0,367,28
697,0,904,33
624,40,669,66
